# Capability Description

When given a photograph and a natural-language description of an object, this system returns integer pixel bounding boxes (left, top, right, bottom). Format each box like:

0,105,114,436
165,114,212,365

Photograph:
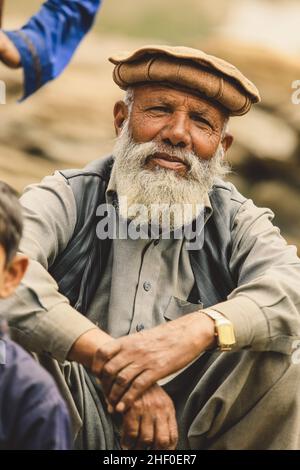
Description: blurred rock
202,38,300,110
229,108,298,162
249,180,300,236
226,141,249,168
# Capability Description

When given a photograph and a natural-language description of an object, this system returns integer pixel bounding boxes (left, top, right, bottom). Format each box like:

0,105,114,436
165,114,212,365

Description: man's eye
191,114,212,127
148,106,171,113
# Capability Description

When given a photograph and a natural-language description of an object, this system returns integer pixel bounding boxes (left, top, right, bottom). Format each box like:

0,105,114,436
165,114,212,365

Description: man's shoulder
59,155,114,182
209,178,248,222
57,155,115,216
211,177,247,205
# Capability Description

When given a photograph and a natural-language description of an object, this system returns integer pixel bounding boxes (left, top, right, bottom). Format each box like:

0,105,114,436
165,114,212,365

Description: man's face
112,84,232,229
120,84,230,172
0,245,28,299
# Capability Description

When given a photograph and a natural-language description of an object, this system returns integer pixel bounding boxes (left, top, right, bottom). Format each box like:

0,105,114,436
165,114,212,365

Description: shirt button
136,324,145,332
143,281,152,292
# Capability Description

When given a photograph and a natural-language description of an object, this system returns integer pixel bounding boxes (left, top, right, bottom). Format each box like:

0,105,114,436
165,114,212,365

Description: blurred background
1,0,300,251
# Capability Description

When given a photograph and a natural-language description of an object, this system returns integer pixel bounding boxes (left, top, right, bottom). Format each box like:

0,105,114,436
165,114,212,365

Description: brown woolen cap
109,45,261,116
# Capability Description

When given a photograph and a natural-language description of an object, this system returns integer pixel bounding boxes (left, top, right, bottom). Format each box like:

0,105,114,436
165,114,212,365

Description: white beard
112,120,230,231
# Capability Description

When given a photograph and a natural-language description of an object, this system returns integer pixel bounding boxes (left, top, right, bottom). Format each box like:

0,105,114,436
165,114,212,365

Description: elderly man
2,45,300,450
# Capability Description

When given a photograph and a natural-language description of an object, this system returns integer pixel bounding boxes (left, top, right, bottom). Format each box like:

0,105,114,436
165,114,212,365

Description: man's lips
146,152,189,172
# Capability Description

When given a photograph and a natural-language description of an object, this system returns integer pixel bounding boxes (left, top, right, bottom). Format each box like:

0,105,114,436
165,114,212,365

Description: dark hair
0,181,23,264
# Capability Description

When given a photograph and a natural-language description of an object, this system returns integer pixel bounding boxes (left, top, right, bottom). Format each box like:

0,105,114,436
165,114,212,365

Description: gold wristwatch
203,309,236,351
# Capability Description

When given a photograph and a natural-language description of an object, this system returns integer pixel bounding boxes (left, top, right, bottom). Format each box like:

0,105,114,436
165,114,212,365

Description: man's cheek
132,124,156,143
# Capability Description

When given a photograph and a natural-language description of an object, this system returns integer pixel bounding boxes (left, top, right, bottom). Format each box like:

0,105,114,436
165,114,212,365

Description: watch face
217,322,236,350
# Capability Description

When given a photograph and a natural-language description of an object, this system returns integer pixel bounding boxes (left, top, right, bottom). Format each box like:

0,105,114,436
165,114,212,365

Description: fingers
154,414,173,450
99,356,133,396
91,340,122,376
121,408,141,450
134,411,155,450
107,363,144,409
168,412,179,450
121,384,178,451
114,370,155,413
101,364,135,401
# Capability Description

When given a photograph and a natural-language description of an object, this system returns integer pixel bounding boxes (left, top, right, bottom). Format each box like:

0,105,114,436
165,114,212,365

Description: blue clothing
0,335,71,450
4,0,102,99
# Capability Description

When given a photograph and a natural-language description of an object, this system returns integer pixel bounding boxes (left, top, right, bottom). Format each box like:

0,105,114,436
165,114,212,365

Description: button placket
129,242,161,333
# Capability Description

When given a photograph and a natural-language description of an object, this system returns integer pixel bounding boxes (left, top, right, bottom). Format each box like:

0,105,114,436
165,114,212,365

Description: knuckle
157,437,170,449
134,376,147,389
98,347,111,361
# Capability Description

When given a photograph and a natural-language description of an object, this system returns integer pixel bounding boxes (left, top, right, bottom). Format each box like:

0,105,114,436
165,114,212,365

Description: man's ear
113,101,128,136
0,254,28,299
221,132,234,153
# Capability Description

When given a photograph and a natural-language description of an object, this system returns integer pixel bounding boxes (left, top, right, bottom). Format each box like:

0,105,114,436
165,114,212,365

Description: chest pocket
163,296,203,321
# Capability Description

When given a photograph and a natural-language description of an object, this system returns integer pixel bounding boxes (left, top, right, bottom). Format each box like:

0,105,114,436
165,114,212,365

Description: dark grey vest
49,156,246,315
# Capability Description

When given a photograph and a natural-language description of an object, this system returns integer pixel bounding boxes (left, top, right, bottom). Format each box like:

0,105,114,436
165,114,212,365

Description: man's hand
68,328,178,450
0,31,21,68
120,383,178,450
92,311,215,413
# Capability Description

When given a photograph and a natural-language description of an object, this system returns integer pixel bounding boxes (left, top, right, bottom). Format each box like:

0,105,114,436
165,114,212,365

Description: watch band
203,309,236,351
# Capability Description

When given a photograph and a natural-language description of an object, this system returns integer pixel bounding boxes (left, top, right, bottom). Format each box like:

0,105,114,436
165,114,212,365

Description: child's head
0,182,28,299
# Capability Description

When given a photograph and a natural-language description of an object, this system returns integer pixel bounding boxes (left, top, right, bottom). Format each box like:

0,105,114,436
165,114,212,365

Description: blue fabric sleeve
0,339,72,450
4,0,102,100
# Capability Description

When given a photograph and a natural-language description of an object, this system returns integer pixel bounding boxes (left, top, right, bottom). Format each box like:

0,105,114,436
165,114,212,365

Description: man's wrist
68,327,113,369
182,311,217,353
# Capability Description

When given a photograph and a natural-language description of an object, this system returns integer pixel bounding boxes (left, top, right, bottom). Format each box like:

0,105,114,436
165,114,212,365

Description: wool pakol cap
109,45,261,116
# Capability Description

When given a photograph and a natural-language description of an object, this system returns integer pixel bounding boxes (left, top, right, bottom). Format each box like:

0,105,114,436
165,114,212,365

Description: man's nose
160,113,192,149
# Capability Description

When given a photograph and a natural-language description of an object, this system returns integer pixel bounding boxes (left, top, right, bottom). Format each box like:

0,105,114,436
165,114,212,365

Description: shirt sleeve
4,0,102,100
205,198,300,354
0,172,98,363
